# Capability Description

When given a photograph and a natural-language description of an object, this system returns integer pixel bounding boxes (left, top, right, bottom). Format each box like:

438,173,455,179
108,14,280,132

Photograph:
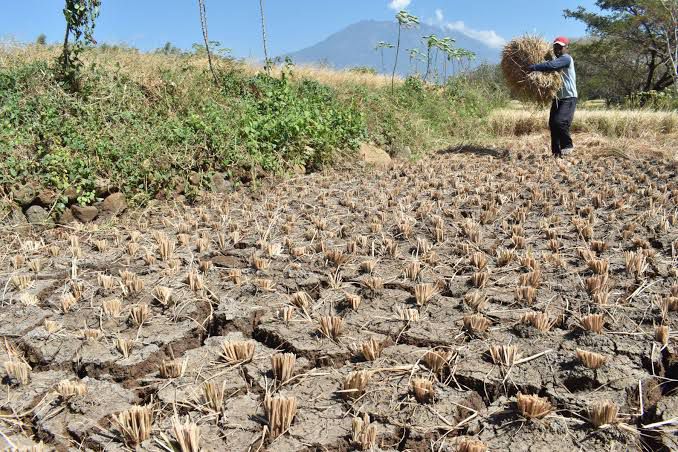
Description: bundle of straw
501,36,563,104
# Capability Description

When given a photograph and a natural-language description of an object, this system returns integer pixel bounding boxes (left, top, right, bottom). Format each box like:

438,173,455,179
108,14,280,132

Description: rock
36,189,59,206
2,204,29,232
210,255,242,268
100,192,127,216
211,173,230,194
12,183,37,206
64,186,79,203
25,205,53,226
71,205,98,222
57,207,76,225
189,171,201,186
359,143,392,168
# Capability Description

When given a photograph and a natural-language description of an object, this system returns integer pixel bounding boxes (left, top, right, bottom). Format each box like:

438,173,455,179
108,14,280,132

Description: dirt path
0,145,676,451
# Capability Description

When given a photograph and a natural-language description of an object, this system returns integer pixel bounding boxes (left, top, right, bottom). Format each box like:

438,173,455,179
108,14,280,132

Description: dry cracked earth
0,146,677,452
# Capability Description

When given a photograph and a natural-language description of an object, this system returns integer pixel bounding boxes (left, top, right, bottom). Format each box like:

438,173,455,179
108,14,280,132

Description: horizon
1,1,598,58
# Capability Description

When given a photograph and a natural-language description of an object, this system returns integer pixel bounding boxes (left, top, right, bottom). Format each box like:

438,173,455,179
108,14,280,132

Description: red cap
553,36,570,46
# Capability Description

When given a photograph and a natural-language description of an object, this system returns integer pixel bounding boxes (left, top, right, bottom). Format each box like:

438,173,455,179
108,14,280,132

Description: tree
197,0,218,85
259,0,271,74
565,0,678,94
58,0,100,90
375,41,394,73
36,34,47,46
392,10,419,93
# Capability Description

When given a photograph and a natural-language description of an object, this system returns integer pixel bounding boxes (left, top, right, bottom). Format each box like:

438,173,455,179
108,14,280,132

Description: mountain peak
284,20,500,75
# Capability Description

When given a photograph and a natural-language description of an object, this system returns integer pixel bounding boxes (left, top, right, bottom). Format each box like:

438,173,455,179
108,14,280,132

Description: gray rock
57,207,76,224
100,192,127,216
25,205,53,226
71,205,98,222
212,173,231,193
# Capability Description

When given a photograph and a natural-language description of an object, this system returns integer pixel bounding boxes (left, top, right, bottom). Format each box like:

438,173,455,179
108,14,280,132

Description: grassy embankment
0,44,505,208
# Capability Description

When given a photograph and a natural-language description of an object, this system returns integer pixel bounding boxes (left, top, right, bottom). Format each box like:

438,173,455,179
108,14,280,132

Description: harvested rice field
1,147,677,451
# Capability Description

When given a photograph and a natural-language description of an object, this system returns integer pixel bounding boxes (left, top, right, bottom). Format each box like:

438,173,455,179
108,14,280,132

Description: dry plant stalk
171,415,201,452
44,319,61,334
411,378,434,403
3,360,31,385
470,252,487,270
11,274,32,291
325,249,349,266
153,286,172,306
159,359,186,379
518,270,541,288
318,315,344,340
202,381,225,412
496,248,514,266
464,291,487,312
56,379,87,398
61,293,77,313
625,251,647,278
363,276,384,293
342,370,370,400
396,307,420,322
82,329,102,341
113,405,154,447
271,353,296,382
351,413,377,451
588,400,619,428
581,314,604,334
521,312,555,332
470,272,489,289
457,439,488,452
116,337,134,358
98,274,116,290
359,259,376,274
290,291,312,310
186,270,204,291
220,340,255,364
264,395,297,439
489,345,521,367
516,393,552,419
655,325,669,346
588,259,609,275
254,278,275,292
103,298,123,318
251,255,270,271
404,261,421,281
423,349,452,374
576,349,606,369
515,286,537,304
345,292,362,310
463,314,490,334
361,337,384,361
19,292,38,306
415,283,436,306
130,304,150,327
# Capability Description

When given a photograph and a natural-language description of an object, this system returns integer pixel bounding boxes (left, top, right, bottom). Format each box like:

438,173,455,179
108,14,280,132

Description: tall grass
489,108,678,138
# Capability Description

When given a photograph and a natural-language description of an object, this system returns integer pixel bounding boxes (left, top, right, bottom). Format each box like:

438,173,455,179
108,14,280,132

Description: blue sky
1,0,598,56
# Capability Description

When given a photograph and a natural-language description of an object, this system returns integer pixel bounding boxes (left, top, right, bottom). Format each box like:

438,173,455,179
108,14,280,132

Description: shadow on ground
437,145,510,159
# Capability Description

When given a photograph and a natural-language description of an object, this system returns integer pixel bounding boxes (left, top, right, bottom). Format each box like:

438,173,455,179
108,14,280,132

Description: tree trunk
259,0,270,74
391,26,401,93
198,0,218,85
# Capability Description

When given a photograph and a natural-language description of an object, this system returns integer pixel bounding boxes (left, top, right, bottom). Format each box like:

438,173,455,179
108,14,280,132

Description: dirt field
1,141,677,451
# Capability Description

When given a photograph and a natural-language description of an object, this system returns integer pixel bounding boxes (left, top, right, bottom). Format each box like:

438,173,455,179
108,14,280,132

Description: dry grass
411,378,434,403
588,400,619,427
516,393,552,419
264,395,297,439
271,353,296,382
501,36,562,103
457,439,488,452
576,349,606,369
112,405,153,447
171,415,201,452
352,413,377,451
489,108,678,141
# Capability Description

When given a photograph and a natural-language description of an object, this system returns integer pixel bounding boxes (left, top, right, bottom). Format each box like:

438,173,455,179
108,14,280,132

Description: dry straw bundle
501,36,563,104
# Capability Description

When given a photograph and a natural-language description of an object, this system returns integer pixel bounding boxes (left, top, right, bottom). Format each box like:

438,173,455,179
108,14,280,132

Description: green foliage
350,66,378,75
0,55,366,205
36,34,47,46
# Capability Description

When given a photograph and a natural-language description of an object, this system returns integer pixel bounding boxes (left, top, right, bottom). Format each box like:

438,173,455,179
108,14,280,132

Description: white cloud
444,21,506,49
435,9,444,22
388,0,411,11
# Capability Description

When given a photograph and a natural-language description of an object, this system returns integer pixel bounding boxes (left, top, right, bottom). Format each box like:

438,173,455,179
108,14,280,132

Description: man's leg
549,100,561,157
557,98,577,154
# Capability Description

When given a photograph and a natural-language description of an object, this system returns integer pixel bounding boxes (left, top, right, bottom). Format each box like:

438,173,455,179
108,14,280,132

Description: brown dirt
0,143,676,451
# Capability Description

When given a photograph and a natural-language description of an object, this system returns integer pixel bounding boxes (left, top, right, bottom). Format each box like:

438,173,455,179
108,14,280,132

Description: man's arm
528,54,571,72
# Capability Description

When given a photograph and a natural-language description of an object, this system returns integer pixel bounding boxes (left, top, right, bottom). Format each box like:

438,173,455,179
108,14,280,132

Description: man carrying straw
528,37,578,158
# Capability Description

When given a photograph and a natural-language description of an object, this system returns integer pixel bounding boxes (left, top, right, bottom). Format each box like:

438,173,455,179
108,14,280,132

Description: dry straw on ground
501,36,562,104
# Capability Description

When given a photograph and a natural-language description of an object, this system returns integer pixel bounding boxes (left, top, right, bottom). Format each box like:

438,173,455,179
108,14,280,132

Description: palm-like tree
392,10,420,92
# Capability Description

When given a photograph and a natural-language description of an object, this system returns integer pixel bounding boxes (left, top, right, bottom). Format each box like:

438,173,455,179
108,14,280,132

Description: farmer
528,36,577,158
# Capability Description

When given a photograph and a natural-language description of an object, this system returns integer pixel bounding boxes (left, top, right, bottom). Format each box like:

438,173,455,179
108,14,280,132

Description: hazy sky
1,0,599,56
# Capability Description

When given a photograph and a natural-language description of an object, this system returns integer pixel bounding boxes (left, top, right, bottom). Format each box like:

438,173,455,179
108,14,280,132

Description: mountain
283,20,501,76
